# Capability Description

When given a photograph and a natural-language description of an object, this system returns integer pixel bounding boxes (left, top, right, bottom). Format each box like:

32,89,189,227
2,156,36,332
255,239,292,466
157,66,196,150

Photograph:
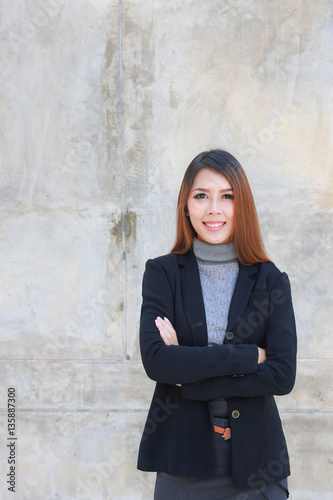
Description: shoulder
146,251,193,270
258,260,282,278
143,252,184,280
254,261,291,291
144,251,194,286
149,252,180,264
142,252,193,292
146,252,180,270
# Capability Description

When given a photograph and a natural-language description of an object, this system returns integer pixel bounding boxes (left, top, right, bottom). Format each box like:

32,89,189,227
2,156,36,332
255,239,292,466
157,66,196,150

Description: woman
137,150,297,499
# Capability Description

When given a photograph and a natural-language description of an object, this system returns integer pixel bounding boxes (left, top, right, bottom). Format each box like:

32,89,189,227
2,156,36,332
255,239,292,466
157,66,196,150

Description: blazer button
225,331,234,341
231,410,240,419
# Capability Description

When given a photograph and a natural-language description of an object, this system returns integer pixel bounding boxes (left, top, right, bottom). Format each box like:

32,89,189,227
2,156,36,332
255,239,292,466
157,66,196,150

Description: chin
203,236,231,245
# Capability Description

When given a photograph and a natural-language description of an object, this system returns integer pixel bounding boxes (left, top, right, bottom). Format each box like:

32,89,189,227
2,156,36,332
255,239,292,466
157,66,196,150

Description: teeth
205,223,224,228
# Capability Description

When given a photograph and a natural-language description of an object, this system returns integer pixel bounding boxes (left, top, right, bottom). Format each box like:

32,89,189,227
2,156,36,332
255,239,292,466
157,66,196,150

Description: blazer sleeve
140,258,259,385
181,272,297,399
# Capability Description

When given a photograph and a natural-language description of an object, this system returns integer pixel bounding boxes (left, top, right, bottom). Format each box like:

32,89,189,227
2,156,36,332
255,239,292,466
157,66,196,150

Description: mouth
203,222,226,229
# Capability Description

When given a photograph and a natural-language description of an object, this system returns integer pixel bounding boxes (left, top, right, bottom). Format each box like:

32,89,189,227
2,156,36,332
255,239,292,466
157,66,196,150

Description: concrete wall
0,1,332,498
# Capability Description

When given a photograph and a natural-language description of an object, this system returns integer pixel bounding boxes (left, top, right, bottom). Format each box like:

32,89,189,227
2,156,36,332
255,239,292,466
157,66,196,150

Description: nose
207,198,222,214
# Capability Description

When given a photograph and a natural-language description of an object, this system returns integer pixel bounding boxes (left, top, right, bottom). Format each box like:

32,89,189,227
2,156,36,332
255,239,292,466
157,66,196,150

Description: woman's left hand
155,316,179,346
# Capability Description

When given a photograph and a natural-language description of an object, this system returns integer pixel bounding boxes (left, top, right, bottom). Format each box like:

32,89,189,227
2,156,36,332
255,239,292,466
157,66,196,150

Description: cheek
226,205,235,221
188,212,200,228
187,202,201,220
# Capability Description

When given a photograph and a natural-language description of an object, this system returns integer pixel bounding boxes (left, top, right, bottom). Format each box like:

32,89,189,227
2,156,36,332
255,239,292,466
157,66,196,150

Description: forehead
191,168,232,190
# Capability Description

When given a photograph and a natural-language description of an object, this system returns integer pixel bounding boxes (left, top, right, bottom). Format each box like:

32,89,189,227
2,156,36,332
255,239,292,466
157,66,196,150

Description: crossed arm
155,316,267,387
155,312,296,399
140,259,296,397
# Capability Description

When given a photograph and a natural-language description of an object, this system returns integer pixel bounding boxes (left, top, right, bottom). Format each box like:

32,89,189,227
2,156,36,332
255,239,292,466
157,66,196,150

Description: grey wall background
0,1,332,499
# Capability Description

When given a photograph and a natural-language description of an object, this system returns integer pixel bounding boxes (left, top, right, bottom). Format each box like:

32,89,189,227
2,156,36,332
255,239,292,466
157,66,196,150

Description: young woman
137,150,297,499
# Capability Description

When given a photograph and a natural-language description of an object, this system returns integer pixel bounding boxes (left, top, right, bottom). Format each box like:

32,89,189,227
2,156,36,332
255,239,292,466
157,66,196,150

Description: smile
203,222,226,229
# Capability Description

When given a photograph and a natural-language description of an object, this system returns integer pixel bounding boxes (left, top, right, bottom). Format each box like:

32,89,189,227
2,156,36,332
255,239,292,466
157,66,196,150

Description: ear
184,203,189,216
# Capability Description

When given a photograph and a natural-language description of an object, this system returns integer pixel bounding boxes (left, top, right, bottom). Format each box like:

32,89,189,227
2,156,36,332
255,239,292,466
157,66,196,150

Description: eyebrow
192,187,233,193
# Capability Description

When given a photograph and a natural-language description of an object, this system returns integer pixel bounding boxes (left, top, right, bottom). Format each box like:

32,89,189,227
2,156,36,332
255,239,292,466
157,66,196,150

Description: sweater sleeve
181,273,297,399
140,258,258,385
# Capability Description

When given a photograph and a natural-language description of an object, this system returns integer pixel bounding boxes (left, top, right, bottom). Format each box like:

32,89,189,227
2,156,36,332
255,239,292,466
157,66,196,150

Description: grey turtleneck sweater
193,238,239,346
192,238,239,417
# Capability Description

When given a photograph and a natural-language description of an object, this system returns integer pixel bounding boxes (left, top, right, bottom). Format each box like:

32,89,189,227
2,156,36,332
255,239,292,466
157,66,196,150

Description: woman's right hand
155,316,179,346
258,347,266,364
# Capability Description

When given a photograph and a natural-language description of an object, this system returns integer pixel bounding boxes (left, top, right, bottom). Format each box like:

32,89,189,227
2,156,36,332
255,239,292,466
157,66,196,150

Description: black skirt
154,417,289,500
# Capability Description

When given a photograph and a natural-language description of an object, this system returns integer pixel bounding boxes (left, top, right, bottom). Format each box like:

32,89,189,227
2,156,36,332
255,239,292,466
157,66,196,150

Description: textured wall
0,1,332,499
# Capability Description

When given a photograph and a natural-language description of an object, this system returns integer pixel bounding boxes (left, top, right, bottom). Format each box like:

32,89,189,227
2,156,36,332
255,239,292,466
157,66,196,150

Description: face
187,168,234,245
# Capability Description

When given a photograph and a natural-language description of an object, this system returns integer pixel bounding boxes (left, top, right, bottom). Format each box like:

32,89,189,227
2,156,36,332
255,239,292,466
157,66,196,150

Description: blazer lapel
227,264,258,332
178,252,208,346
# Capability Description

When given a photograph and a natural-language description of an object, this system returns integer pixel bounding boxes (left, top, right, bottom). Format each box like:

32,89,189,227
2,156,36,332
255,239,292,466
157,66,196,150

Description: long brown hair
170,150,269,265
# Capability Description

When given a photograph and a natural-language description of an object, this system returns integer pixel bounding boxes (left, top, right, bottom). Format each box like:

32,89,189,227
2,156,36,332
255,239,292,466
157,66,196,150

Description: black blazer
137,250,297,489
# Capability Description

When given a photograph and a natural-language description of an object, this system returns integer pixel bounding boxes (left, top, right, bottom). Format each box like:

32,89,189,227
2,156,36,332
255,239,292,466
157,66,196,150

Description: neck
193,238,238,263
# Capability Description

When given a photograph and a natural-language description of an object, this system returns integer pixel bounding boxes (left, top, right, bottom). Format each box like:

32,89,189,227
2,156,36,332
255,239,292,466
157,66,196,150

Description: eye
223,194,234,200
193,193,207,199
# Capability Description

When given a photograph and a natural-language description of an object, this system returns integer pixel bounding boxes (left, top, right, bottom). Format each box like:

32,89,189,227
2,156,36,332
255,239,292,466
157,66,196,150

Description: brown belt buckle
214,425,231,440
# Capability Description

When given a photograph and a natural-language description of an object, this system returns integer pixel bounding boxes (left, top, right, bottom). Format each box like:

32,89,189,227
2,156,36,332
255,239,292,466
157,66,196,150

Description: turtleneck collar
192,237,238,264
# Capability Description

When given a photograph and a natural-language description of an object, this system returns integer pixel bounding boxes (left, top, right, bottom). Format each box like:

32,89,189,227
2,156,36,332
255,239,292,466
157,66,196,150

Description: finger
161,327,175,342
155,319,171,345
159,330,171,345
155,317,168,332
164,317,176,331
161,318,179,345
161,317,176,335
156,317,174,336
155,317,179,345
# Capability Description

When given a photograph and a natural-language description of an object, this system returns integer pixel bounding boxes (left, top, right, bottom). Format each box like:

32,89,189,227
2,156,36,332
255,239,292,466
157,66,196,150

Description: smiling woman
137,149,296,500
186,168,235,245
171,149,269,265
